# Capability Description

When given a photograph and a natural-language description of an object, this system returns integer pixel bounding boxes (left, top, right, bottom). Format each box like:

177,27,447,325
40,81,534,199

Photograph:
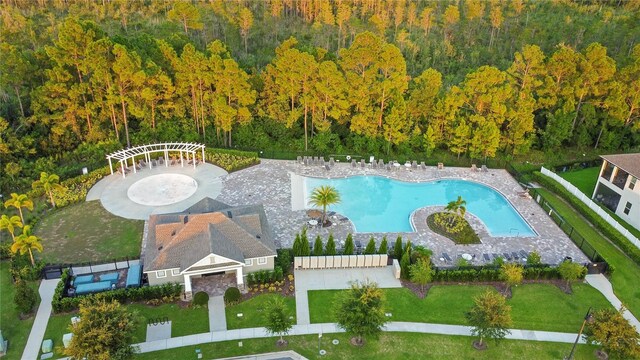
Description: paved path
21,279,58,360
294,267,401,325
209,296,227,332
586,274,640,330
135,322,585,354
214,350,308,360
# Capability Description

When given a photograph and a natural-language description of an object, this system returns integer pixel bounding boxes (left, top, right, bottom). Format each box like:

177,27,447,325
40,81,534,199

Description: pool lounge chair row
441,250,530,264
299,156,335,168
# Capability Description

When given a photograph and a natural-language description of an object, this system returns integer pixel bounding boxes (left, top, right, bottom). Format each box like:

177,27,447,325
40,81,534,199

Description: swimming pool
304,176,536,236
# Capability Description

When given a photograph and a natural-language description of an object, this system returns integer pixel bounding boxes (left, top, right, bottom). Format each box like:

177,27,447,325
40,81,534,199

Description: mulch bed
241,271,296,301
401,279,573,299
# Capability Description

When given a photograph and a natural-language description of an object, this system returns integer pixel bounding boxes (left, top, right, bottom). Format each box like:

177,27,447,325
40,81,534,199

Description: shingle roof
143,198,276,272
600,153,640,179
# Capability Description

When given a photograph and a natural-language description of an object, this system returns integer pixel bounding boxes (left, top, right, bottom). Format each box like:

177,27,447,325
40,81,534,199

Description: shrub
276,248,292,274
378,236,388,255
343,234,354,255
393,236,403,260
14,279,38,315
224,287,242,305
526,251,541,265
192,291,209,307
204,149,259,172
0,242,11,260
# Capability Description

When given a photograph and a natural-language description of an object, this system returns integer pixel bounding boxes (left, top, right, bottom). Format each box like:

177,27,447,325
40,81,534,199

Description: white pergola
106,143,206,178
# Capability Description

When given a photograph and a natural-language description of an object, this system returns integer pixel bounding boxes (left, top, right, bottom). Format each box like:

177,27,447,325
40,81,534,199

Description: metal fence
540,166,640,248
43,257,140,279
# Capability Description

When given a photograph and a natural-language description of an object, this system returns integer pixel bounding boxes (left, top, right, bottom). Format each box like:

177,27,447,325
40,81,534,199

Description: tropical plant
4,193,33,223
466,290,512,349
32,172,64,208
0,214,23,241
10,225,43,267
334,281,387,346
264,296,294,346
308,185,341,225
445,195,467,219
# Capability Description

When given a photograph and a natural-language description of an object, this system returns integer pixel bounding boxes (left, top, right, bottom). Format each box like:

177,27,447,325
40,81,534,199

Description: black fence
43,256,140,279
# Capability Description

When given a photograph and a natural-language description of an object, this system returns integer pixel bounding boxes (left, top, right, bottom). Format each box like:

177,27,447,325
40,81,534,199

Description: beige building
593,153,640,230
143,198,277,299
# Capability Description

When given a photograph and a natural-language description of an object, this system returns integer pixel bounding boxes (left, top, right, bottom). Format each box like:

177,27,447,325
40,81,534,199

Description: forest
1,0,639,192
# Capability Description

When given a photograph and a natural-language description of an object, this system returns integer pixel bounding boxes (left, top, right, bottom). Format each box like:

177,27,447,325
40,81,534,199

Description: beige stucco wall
244,256,275,273
146,269,183,286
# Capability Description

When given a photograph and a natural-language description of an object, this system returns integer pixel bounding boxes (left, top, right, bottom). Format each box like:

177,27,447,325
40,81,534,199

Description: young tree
0,214,22,241
364,237,376,254
393,236,403,260
32,172,63,208
334,281,388,346
4,193,33,224
264,296,294,346
14,279,37,316
500,263,523,295
466,290,512,349
300,231,310,256
557,261,586,288
325,233,336,255
410,257,433,292
65,297,137,360
526,251,541,265
237,7,253,54
292,233,303,257
313,236,324,256
308,186,341,226
343,234,354,255
586,307,640,359
378,236,388,255
11,225,43,267
167,2,203,34
400,249,411,280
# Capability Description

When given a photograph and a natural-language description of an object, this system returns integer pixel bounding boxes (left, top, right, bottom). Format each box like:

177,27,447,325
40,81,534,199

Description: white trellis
106,143,206,178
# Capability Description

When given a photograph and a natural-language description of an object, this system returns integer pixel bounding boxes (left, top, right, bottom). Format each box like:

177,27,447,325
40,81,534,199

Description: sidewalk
21,279,58,360
209,295,227,332
585,274,640,330
135,322,585,354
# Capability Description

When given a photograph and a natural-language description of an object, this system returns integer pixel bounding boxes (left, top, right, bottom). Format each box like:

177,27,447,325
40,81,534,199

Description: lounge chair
491,253,500,260
503,253,512,261
360,159,365,168
329,157,335,166
437,162,444,170
371,161,377,169
151,159,157,167
351,159,356,167
442,253,453,263
420,161,426,170
378,159,384,168
386,164,392,171
519,250,529,259
297,156,302,164
511,252,520,260
412,161,418,169
483,253,491,262
324,164,330,171
481,165,489,172
471,164,478,172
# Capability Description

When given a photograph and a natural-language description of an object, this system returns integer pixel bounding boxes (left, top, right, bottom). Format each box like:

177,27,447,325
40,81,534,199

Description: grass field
559,167,600,197
226,294,296,329
0,261,39,360
34,201,143,264
133,332,598,360
537,188,640,318
309,284,612,333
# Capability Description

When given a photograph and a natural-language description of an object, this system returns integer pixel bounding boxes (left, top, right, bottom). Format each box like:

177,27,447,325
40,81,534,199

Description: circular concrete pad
127,174,198,206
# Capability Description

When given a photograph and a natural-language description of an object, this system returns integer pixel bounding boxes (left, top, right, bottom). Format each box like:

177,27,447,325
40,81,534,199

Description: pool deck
217,159,589,266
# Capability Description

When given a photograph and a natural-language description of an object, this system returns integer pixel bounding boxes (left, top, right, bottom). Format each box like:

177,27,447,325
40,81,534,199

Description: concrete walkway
214,350,308,360
586,274,640,330
294,267,401,325
135,322,586,354
209,296,227,332
21,279,59,360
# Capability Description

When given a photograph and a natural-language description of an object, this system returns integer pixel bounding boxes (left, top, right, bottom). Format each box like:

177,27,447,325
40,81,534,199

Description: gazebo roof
106,142,205,161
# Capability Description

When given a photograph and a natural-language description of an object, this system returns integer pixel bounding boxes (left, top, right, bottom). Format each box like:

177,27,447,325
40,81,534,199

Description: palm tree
445,196,467,226
0,214,23,241
10,225,43,267
308,185,341,226
32,172,64,208
4,193,34,223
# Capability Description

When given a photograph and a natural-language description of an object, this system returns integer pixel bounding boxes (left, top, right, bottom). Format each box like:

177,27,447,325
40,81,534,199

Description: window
156,270,166,278
624,202,632,215
245,259,253,266
258,257,267,265
630,177,637,190
171,269,180,276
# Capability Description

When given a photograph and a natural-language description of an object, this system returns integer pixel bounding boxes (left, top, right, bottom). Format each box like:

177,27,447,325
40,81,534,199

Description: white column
147,152,152,169
235,266,244,287
192,151,196,169
180,151,184,167
165,149,169,167
201,147,205,164
183,274,192,293
108,158,113,175
131,157,136,173
120,160,125,178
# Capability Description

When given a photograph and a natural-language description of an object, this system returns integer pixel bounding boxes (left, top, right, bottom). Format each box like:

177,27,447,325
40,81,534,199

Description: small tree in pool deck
378,236,388,255
308,185,341,226
466,290,512,349
393,236,403,259
335,280,388,346
325,233,336,255
343,233,354,255
313,236,324,256
264,296,294,346
364,237,376,254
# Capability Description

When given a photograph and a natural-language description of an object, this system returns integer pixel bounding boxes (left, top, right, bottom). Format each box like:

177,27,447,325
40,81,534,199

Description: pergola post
192,151,196,169
201,146,205,164
108,157,113,175
120,160,125,178
131,156,136,173
164,148,169,167
180,151,184,167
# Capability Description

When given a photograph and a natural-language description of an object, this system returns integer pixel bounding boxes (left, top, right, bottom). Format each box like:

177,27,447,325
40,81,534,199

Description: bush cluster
223,287,241,305
204,149,259,172
247,268,284,286
533,172,640,265
10,255,45,281
192,291,209,307
52,269,183,313
431,264,585,282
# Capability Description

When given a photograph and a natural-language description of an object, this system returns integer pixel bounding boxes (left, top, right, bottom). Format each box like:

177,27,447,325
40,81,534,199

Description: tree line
1,1,639,183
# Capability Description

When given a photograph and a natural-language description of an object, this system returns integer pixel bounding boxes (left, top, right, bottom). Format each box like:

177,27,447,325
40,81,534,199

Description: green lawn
226,294,296,329
40,302,209,358
0,261,40,360
537,188,640,318
309,284,612,333
133,332,598,360
559,167,600,197
34,201,144,264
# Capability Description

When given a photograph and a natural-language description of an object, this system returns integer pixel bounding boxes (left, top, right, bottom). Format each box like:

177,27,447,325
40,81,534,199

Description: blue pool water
304,176,536,236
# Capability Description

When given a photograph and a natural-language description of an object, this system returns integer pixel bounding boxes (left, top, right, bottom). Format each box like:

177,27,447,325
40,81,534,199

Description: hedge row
432,264,585,282
204,148,259,172
247,267,284,286
52,269,183,313
27,166,111,209
533,171,640,266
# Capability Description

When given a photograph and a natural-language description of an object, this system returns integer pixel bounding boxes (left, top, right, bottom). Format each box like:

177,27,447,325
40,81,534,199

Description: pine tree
344,234,354,255
364,237,376,254
378,236,388,255
313,236,324,256
393,236,403,260
325,233,336,255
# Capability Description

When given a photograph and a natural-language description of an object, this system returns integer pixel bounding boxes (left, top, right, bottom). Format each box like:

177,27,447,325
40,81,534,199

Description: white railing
294,254,388,270
540,166,640,248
